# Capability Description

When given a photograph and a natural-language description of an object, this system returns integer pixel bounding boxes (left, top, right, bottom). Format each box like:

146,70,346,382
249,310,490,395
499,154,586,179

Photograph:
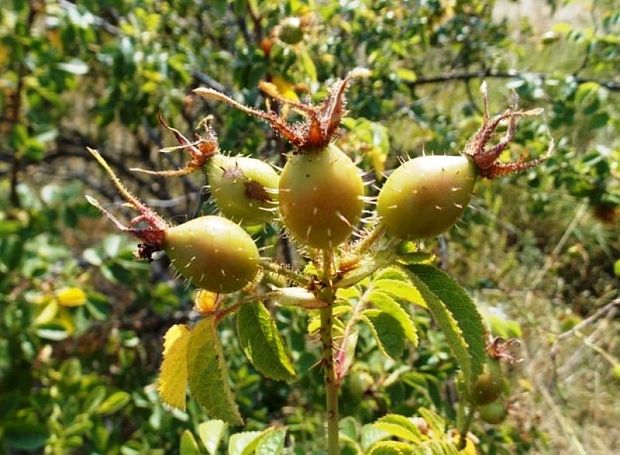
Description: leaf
188,316,243,425
4,421,49,450
255,427,287,455
369,291,418,347
373,414,422,443
96,391,131,415
236,302,296,382
56,59,89,75
272,75,300,102
36,323,69,341
180,430,201,455
372,279,427,309
227,431,262,455
361,424,390,451
361,309,406,359
368,440,415,455
395,67,417,82
405,265,485,388
198,420,227,455
55,287,87,307
298,50,317,82
418,408,446,435
158,324,191,410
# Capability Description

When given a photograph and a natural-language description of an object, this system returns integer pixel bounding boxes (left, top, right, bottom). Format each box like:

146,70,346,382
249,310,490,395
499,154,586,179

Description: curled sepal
131,113,219,177
194,68,370,151
187,316,243,425
465,82,553,178
85,148,167,260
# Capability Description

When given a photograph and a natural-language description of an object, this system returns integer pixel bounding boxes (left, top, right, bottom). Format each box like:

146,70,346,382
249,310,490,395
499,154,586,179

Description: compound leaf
188,316,243,425
373,414,423,443
405,264,485,390
236,302,296,382
361,308,406,359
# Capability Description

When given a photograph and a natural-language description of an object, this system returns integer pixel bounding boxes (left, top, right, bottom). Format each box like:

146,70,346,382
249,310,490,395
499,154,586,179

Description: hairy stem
320,249,339,455
258,258,311,286
354,224,387,255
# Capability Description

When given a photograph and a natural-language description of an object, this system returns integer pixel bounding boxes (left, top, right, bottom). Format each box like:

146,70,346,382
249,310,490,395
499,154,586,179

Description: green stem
320,250,339,455
354,223,387,255
458,403,475,450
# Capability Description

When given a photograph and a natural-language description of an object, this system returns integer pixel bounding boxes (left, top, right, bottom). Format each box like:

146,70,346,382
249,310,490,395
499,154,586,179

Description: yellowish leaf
35,300,59,325
272,76,299,102
158,324,191,410
56,287,87,307
457,436,477,455
57,308,76,335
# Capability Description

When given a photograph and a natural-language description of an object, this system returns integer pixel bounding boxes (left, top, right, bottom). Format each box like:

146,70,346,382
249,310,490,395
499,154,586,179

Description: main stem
320,250,339,455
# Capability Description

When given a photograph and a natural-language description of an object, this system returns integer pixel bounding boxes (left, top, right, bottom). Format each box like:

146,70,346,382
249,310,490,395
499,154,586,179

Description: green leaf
361,309,406,359
373,414,422,443
83,385,107,413
255,427,287,455
198,420,227,455
188,316,243,425
369,291,418,347
96,391,131,416
405,264,485,388
298,50,317,82
236,302,296,382
372,279,427,309
368,440,415,455
227,431,262,455
418,408,446,435
361,424,390,450
395,67,417,82
4,421,48,450
180,430,201,455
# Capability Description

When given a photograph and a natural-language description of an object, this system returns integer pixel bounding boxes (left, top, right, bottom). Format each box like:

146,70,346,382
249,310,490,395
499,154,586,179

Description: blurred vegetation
0,0,618,453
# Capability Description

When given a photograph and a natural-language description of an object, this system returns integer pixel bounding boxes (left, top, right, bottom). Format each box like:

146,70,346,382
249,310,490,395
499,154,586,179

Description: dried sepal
465,84,552,179
194,68,370,151
86,147,167,259
131,113,219,177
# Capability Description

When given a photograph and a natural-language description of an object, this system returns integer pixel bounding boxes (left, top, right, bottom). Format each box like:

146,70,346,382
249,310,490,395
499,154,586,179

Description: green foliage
236,301,296,382
187,317,243,426
406,265,486,390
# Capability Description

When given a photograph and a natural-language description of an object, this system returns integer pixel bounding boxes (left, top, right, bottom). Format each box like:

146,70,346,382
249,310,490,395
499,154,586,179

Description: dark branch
407,69,620,92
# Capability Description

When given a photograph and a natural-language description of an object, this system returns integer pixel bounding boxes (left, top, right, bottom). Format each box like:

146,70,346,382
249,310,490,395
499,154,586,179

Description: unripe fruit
478,400,508,424
206,154,279,225
164,216,260,293
279,144,364,249
377,155,476,239
472,372,503,405
278,17,304,45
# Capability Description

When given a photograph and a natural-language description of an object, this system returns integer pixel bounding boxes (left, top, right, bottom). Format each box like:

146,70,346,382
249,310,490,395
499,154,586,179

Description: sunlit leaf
158,324,191,411
406,265,485,388
56,287,87,307
188,316,243,425
237,302,296,382
198,420,227,455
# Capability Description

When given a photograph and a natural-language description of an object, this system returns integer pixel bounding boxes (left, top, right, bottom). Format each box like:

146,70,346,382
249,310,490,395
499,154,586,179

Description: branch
407,69,620,92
